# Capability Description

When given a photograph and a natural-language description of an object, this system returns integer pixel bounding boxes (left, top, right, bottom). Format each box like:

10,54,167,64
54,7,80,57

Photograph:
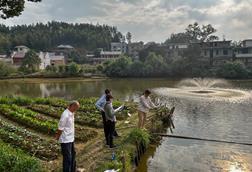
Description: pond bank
0,96,172,172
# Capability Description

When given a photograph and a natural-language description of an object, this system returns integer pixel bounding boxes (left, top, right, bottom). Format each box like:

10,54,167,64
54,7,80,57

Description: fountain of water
153,78,251,102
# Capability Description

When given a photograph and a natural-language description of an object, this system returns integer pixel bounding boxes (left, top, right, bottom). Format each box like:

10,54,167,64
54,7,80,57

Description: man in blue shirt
95,89,111,145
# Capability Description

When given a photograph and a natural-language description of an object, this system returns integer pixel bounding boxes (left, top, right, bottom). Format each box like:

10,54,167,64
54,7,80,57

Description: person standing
104,95,117,148
138,90,157,129
95,89,111,143
55,101,80,172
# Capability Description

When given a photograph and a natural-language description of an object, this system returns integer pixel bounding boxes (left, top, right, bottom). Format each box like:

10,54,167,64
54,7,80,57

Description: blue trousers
61,142,76,172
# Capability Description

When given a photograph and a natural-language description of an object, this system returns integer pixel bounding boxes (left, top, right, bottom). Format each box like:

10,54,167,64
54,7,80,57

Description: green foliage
216,62,249,79
68,62,80,75
0,61,16,77
19,50,41,74
0,21,122,53
0,141,43,172
0,0,41,19
0,119,59,160
104,53,168,77
185,22,219,42
126,128,150,147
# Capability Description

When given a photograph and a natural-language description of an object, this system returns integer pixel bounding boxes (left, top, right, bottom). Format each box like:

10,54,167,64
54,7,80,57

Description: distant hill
0,21,123,53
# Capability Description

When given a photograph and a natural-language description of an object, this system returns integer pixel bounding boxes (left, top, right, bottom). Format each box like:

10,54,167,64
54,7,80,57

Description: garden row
0,140,43,172
0,96,132,127
0,104,98,142
0,119,59,160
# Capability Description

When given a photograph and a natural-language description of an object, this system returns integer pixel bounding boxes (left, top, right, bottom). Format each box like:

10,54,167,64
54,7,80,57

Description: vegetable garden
0,96,110,171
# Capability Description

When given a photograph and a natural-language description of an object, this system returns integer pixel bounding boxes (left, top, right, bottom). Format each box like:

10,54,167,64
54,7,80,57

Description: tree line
0,21,123,53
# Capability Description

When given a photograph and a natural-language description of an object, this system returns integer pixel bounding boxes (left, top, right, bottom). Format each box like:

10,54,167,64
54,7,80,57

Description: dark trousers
101,111,109,143
61,142,76,172
106,120,115,147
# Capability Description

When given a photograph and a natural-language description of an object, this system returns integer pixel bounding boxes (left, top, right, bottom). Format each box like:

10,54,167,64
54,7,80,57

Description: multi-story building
165,43,189,60
199,40,233,66
89,50,122,64
234,39,252,66
111,42,127,54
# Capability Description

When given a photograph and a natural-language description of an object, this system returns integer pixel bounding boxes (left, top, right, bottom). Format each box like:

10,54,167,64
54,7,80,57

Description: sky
0,0,251,43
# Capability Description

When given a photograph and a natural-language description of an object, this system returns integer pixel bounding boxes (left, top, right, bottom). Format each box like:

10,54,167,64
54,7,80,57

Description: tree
186,22,219,42
68,62,80,75
0,61,16,77
126,32,132,44
216,62,248,78
20,50,41,73
0,0,41,19
165,32,192,44
104,56,132,77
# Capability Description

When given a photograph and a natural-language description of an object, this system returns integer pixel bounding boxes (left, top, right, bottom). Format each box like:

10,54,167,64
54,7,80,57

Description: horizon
0,0,251,43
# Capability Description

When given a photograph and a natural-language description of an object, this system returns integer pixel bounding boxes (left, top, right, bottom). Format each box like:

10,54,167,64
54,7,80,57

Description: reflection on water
143,86,252,172
0,78,251,172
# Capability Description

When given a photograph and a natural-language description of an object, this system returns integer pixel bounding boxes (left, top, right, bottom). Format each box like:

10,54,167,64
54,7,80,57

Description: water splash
177,78,230,89
153,78,252,103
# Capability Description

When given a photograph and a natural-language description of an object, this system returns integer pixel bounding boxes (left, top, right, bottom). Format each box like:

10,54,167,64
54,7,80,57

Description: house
128,42,144,59
199,40,233,66
234,39,252,66
165,43,189,59
89,50,122,64
111,42,127,53
38,52,51,70
48,53,66,66
11,45,30,66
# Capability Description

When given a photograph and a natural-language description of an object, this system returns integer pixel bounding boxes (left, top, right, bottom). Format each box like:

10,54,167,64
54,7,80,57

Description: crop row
27,104,103,128
0,104,98,142
0,119,59,160
0,140,43,172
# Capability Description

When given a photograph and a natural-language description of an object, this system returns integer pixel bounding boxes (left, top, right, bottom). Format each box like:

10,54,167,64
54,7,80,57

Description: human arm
55,112,67,140
95,95,105,111
148,97,158,109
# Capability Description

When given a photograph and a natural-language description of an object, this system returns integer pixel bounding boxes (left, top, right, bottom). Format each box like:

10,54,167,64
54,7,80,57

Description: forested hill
0,21,123,53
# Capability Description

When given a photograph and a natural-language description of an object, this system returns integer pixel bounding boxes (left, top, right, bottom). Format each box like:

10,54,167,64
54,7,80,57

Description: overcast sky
1,0,251,42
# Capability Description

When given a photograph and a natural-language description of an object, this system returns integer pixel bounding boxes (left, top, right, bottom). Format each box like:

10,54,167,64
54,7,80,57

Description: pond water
0,78,251,172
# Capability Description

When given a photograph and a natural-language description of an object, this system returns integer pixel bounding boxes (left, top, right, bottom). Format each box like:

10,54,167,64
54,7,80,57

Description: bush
0,61,16,77
126,128,150,147
216,62,249,78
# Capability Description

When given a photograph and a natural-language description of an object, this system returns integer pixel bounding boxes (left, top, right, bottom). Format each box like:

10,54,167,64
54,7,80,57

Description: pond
0,78,251,172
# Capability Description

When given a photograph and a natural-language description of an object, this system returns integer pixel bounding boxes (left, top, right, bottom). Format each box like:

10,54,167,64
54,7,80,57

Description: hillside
0,21,123,53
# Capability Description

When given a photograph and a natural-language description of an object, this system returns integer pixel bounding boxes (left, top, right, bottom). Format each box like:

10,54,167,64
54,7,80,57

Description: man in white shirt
55,101,80,172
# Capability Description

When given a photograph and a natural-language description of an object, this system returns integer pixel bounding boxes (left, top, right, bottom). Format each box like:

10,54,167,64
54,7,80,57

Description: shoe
109,145,117,149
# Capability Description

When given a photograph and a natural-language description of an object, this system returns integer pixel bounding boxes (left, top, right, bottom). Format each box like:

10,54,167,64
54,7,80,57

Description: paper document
114,105,124,113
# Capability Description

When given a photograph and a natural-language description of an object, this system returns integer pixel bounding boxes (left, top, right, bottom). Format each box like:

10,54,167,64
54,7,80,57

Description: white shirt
58,109,75,143
138,95,156,113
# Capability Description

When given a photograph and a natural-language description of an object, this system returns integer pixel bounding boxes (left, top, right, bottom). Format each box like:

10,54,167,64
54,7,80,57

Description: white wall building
38,52,51,70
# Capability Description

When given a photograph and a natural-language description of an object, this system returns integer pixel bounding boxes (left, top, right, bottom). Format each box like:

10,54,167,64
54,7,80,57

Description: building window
223,49,228,55
214,43,217,47
216,50,219,55
204,50,207,56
